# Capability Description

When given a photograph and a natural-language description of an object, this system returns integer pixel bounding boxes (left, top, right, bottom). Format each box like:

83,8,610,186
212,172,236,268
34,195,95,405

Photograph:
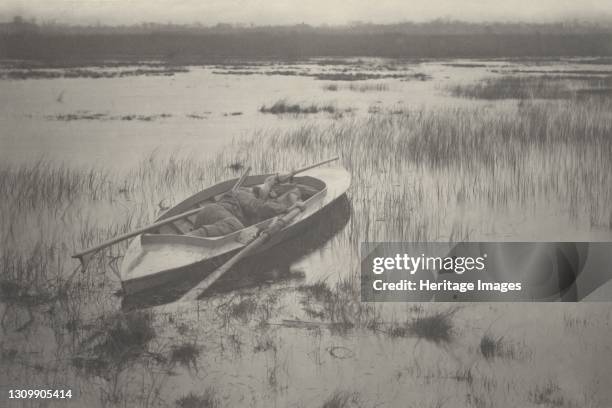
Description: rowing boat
119,166,351,294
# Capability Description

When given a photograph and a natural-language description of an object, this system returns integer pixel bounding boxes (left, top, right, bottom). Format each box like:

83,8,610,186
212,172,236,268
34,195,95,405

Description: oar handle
231,166,251,192
286,156,339,178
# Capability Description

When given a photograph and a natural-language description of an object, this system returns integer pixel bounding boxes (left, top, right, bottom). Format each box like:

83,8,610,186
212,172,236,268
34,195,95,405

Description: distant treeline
2,20,612,61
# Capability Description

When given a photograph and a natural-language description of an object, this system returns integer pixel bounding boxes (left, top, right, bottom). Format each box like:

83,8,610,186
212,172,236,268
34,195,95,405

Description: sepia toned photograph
1,1,612,407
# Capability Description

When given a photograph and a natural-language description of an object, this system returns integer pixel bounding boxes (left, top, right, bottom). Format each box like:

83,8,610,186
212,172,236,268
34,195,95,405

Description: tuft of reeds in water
528,381,565,407
229,297,258,322
0,159,114,210
176,389,220,408
297,280,334,302
480,334,502,359
479,332,532,361
447,75,612,100
260,99,338,114
315,72,424,81
323,83,339,91
321,390,362,408
169,342,201,370
448,76,569,99
74,310,156,374
1,66,189,80
322,82,390,92
348,82,389,92
406,309,456,344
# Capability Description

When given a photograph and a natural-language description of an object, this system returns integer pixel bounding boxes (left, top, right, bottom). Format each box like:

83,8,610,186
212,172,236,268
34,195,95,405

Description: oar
180,205,303,302
179,156,339,302
230,166,252,193
278,156,339,182
72,166,251,268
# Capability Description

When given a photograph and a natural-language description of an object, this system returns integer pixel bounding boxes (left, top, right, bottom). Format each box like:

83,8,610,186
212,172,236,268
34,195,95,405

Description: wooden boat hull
120,166,351,294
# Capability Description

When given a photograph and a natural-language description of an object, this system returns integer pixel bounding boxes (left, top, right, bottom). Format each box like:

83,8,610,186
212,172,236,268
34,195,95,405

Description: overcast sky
2,0,612,26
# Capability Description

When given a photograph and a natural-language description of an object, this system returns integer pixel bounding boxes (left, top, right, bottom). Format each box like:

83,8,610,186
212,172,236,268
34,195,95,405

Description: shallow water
0,57,564,167
2,57,612,407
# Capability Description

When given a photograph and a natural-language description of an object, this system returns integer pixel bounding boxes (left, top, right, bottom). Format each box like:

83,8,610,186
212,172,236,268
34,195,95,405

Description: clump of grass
74,310,156,373
452,368,473,385
297,282,330,320
385,309,456,343
321,390,362,408
229,297,258,322
449,75,612,100
448,76,571,99
297,280,334,302
348,82,389,92
322,82,390,92
46,112,172,122
563,313,590,329
407,309,456,344
0,159,114,209
528,381,565,406
253,336,276,353
227,161,244,172
387,325,409,338
2,66,188,80
315,72,419,81
176,389,220,408
296,279,372,333
480,334,502,359
259,99,337,114
323,83,339,91
186,113,209,119
480,333,532,361
169,342,201,369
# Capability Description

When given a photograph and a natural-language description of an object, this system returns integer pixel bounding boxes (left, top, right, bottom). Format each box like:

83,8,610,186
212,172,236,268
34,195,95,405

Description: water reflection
122,195,351,309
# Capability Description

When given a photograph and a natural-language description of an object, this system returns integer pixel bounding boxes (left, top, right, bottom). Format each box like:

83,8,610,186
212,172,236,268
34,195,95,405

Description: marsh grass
323,83,339,91
297,280,334,302
1,90,612,405
229,297,258,322
348,82,390,92
315,72,424,81
260,99,338,115
0,159,114,209
84,311,155,363
176,389,220,408
322,82,390,92
563,313,590,329
448,75,612,99
408,309,456,344
479,333,531,361
321,390,362,408
528,381,565,407
47,112,173,122
1,66,189,80
479,334,502,360
169,342,201,370
448,76,570,99
213,68,426,82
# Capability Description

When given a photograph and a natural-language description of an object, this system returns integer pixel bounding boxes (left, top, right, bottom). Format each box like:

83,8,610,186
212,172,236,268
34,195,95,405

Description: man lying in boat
188,175,316,237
